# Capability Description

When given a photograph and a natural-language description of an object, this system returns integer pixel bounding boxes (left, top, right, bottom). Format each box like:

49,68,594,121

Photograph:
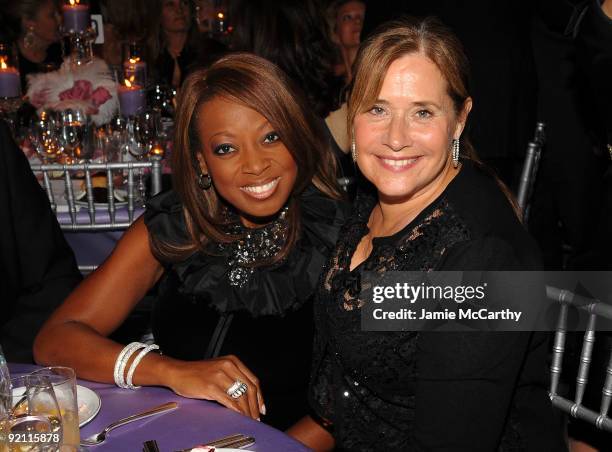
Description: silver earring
351,137,358,162
23,29,35,49
452,138,460,168
197,172,212,190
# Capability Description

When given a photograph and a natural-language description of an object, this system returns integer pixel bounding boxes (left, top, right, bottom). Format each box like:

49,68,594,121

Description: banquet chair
547,286,612,434
30,156,162,231
517,122,546,221
31,157,163,273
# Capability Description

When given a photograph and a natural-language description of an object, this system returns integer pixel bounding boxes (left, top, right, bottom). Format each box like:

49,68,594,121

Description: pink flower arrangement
58,80,112,114
26,58,119,125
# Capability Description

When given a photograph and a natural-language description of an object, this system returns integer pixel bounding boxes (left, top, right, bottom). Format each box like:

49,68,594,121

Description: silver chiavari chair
547,286,612,433
31,157,163,273
31,156,162,231
517,122,546,221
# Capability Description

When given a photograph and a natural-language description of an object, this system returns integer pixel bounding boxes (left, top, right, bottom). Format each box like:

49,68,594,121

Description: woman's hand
166,355,265,420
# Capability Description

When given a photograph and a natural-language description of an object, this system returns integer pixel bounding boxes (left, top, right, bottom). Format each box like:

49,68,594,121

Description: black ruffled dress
144,186,348,429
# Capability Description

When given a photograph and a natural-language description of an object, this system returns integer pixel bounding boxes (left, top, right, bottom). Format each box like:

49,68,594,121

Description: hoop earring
23,28,35,50
197,172,212,190
452,138,460,168
351,136,358,162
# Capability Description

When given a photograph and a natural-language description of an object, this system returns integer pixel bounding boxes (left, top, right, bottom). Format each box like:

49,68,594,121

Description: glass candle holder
0,43,21,99
122,41,147,89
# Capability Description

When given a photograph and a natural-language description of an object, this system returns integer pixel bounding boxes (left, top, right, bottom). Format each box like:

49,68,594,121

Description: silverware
80,401,178,446
174,433,255,451
143,439,160,452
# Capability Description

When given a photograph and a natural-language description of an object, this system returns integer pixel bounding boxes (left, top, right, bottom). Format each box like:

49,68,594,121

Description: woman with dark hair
34,53,347,429
229,0,342,120
288,17,566,451
154,0,225,87
0,0,62,90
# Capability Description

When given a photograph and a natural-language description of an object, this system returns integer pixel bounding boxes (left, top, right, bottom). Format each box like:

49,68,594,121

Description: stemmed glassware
58,109,86,163
131,111,158,205
29,112,62,164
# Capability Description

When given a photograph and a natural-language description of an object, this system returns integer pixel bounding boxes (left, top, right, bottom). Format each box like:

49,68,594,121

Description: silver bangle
114,342,145,388
125,344,159,389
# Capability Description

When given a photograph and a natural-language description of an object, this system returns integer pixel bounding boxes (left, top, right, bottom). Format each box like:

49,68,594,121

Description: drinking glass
4,374,64,451
30,114,62,164
58,109,86,163
131,111,158,204
28,368,79,450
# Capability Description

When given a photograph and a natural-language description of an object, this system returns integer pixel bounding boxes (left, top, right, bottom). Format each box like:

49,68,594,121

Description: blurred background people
326,0,365,82
0,0,63,91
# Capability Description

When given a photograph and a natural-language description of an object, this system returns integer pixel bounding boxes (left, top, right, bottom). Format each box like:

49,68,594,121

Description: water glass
3,374,63,451
28,368,79,450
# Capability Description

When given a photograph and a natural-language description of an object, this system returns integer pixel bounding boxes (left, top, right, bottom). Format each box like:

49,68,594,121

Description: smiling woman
34,53,348,430
288,17,566,451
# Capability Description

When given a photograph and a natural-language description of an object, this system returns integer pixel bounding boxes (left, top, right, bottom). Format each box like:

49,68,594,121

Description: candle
118,79,146,117
0,58,20,98
63,1,90,33
123,58,147,88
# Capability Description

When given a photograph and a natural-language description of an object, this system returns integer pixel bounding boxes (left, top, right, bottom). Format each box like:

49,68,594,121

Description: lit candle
62,0,90,33
118,78,146,117
123,57,147,88
0,57,20,98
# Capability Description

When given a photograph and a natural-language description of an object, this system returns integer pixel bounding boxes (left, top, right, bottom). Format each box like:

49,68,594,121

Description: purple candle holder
0,66,20,98
63,4,90,33
118,85,146,117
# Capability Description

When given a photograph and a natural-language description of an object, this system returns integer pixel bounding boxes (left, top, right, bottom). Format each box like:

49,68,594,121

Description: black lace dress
144,185,348,430
310,163,567,451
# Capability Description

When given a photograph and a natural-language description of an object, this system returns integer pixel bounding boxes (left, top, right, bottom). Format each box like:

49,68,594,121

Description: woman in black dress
34,53,347,429
289,17,566,451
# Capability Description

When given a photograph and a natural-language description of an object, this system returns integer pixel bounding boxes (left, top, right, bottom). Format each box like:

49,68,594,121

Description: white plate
76,385,101,427
11,385,101,428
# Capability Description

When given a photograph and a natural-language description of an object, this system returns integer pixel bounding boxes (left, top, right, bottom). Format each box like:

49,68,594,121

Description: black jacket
0,121,81,362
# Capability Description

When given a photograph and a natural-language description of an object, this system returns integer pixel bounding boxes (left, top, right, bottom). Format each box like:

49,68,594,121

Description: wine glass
29,113,62,164
5,374,64,451
131,111,158,205
58,109,86,163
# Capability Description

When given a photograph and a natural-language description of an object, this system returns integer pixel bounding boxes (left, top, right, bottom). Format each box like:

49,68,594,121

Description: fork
80,402,178,446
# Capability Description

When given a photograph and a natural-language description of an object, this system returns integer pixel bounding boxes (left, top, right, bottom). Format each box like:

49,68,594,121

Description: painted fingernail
261,404,267,415
257,417,261,422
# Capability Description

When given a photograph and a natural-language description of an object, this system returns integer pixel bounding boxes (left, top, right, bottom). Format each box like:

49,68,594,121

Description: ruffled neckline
145,186,349,317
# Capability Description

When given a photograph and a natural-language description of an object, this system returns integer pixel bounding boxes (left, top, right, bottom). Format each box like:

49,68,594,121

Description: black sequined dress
310,162,567,451
144,185,348,430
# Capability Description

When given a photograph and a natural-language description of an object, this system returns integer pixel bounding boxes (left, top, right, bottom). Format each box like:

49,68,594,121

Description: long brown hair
348,16,521,218
151,53,341,263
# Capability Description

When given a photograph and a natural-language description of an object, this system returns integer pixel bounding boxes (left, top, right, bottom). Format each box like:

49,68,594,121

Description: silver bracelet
125,344,159,389
114,342,145,388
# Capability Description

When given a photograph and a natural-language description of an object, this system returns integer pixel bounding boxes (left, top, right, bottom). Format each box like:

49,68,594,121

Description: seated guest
230,0,353,194
288,17,566,451
0,120,81,363
154,0,225,88
326,0,366,82
0,0,63,91
34,53,347,430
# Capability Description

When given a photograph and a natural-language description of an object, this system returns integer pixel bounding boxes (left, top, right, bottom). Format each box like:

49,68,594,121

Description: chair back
517,122,546,221
547,286,612,433
30,156,162,231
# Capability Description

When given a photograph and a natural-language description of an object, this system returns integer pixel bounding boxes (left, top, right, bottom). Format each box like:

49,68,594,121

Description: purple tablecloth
59,208,144,268
10,364,311,452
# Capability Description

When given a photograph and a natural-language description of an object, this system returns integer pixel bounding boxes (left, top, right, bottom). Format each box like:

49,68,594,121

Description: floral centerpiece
26,57,118,126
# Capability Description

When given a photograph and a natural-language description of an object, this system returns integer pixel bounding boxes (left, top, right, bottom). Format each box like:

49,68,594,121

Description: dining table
9,363,311,452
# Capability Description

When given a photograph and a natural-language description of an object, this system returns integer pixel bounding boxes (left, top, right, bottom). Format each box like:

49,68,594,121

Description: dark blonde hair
152,53,341,263
348,16,521,218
